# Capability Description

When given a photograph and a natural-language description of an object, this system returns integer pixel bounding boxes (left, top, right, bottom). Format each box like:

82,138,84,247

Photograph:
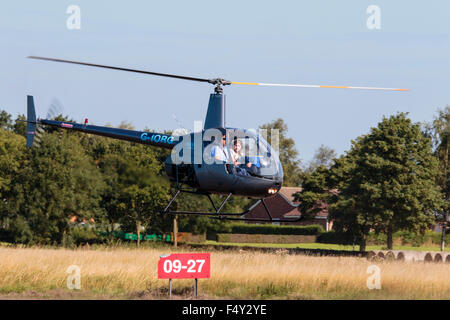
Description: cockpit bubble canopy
225,128,283,179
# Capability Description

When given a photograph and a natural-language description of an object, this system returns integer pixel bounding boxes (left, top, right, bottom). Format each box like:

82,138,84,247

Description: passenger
230,138,249,176
231,138,243,166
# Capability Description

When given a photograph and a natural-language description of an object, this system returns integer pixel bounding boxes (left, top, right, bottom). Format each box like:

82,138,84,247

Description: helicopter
24,56,408,222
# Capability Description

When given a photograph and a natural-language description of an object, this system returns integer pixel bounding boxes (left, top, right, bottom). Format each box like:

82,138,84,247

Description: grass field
0,245,449,299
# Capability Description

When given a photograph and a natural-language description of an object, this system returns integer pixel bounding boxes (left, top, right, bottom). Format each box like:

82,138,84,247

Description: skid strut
162,189,303,223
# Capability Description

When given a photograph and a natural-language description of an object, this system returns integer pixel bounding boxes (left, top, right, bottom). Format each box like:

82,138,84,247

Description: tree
294,165,331,221
10,132,105,244
424,106,449,250
118,184,169,247
118,121,135,130
0,129,24,197
13,114,27,137
327,154,372,251
0,110,13,131
97,151,128,233
95,138,172,244
329,113,442,250
0,128,27,242
305,145,337,173
259,118,302,186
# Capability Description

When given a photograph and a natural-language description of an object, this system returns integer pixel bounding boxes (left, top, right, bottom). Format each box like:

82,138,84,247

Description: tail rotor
26,96,65,148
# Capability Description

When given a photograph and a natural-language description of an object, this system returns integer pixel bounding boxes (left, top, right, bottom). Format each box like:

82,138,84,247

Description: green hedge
219,223,324,236
217,233,317,243
430,231,450,245
365,230,450,246
318,230,450,246
399,230,450,246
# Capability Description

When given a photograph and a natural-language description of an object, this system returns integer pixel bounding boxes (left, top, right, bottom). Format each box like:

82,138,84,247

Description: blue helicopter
25,56,407,222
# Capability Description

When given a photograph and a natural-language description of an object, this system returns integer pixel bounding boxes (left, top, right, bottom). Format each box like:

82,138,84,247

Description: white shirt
211,145,229,162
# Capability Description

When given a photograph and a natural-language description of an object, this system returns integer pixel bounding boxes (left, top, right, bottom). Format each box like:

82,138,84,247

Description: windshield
226,129,282,178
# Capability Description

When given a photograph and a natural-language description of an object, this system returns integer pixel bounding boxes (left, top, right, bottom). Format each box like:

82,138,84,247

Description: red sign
158,253,210,279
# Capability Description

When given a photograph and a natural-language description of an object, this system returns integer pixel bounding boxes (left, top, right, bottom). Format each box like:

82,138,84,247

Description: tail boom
39,119,176,149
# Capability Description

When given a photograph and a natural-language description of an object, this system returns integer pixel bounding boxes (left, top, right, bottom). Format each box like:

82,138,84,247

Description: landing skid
162,189,303,223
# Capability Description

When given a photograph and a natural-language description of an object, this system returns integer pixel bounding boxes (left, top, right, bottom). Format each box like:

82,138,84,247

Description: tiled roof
278,187,302,204
244,187,329,220
245,192,300,220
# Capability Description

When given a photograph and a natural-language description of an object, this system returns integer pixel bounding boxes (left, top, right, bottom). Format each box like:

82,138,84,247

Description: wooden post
194,278,198,299
173,215,178,248
169,279,172,299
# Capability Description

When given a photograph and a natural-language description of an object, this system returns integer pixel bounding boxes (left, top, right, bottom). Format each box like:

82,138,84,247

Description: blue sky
1,1,449,164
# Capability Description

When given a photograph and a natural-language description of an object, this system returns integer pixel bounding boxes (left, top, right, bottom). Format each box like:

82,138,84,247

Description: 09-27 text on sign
158,253,210,279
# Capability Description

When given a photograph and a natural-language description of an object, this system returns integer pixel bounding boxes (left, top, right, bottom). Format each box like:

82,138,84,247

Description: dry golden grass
0,246,448,299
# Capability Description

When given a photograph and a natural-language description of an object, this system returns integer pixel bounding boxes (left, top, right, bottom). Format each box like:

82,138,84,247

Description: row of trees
0,111,242,245
295,108,449,251
0,106,448,250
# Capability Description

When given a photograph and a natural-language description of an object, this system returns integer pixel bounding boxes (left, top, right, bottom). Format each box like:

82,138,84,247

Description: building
243,187,333,231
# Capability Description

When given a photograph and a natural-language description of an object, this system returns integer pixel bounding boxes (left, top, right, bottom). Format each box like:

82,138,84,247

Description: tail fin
26,95,37,148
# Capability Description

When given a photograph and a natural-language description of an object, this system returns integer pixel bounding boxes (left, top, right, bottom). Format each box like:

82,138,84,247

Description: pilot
243,146,261,176
210,134,229,162
246,155,261,168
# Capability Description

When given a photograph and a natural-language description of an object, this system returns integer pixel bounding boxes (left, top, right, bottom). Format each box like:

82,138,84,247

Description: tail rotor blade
33,97,66,148
47,98,65,119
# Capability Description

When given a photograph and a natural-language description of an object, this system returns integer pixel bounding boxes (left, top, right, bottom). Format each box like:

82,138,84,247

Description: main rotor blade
28,56,211,83
230,81,409,91
28,56,408,91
